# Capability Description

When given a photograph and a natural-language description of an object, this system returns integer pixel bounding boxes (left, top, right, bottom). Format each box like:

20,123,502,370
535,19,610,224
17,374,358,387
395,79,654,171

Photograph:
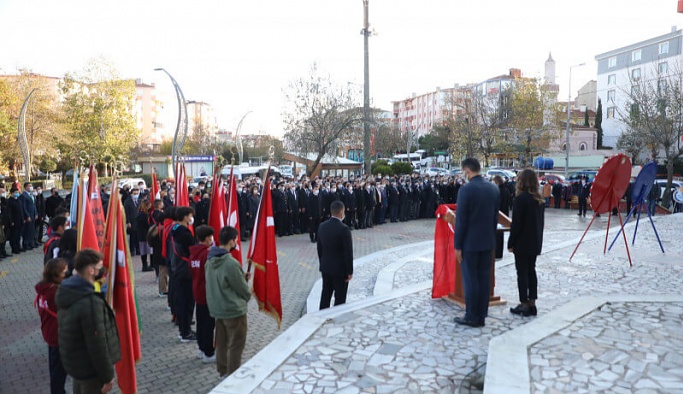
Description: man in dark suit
124,188,141,256
454,158,500,328
308,185,322,243
577,177,591,217
317,200,353,309
19,182,38,250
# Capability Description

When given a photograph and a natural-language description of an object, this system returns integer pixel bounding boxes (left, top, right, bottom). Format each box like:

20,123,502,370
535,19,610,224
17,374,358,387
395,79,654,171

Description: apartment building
595,27,682,147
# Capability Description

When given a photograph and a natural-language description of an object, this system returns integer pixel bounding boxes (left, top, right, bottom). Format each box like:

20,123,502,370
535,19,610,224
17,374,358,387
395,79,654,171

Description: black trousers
578,197,588,215
309,217,320,241
9,224,22,252
514,253,538,303
553,195,561,208
196,304,215,357
175,277,195,337
319,272,349,309
22,220,36,248
389,203,399,222
168,268,176,313
129,231,139,255
275,212,287,236
48,346,67,394
460,250,491,325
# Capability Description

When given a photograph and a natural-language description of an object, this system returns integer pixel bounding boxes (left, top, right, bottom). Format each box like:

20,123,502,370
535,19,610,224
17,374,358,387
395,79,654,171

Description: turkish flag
432,204,457,299
208,167,227,247
151,170,160,202
104,180,142,394
87,165,105,251
175,162,189,208
226,166,243,266
76,177,100,252
247,171,282,328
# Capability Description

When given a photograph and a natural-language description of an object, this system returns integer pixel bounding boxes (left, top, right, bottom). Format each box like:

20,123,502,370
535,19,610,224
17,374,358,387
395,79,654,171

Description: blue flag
69,166,79,227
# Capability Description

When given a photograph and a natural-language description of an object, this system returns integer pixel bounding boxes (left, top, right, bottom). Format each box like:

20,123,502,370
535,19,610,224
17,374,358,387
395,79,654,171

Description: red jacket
35,282,59,347
189,243,210,305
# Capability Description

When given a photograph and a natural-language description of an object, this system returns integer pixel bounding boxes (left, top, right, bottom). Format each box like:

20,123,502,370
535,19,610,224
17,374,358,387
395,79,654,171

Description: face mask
13,193,20,198
31,191,37,196
37,189,42,194
348,187,353,192
94,266,105,281
188,216,194,225
238,188,243,193
104,191,111,195
313,190,319,196
253,190,258,195
28,186,34,192
199,186,205,190
331,188,337,192
290,187,296,192
0,193,5,198
132,194,139,199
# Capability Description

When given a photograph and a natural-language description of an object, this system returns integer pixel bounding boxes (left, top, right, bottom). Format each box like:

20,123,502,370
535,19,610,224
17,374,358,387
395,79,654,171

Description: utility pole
565,62,585,179
362,0,372,175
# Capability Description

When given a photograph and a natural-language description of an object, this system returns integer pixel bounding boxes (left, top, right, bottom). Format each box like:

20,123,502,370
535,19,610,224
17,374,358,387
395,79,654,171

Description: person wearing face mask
101,186,112,218
205,225,251,378
577,176,591,217
124,188,141,256
19,182,39,250
8,187,25,254
34,185,46,245
272,183,288,237
286,184,300,235
342,183,356,229
317,201,354,309
353,183,366,229
35,258,69,394
56,249,120,394
171,207,198,342
308,185,323,242
245,186,259,235
45,188,63,221
0,185,9,258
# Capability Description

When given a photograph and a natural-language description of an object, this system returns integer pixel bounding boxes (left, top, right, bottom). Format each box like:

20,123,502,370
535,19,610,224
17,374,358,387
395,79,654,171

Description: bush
373,165,393,176
391,162,413,175
371,160,389,174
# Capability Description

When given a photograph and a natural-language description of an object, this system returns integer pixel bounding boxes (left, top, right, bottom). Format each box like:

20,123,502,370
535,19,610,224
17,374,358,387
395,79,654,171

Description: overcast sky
0,0,680,137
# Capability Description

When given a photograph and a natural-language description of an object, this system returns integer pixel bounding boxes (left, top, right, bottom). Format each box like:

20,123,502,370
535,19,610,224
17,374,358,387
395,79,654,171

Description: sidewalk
212,212,683,394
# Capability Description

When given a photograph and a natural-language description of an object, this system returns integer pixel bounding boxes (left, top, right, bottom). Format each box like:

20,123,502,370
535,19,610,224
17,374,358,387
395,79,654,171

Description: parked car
448,168,463,177
567,170,598,183
486,169,516,179
117,178,147,190
654,179,683,201
424,167,448,177
539,174,566,184
189,176,211,189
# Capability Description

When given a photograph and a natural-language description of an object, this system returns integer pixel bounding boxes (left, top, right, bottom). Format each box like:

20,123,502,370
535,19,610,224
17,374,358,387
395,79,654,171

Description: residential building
392,87,457,137
187,100,218,138
595,27,682,147
575,80,597,113
134,80,167,152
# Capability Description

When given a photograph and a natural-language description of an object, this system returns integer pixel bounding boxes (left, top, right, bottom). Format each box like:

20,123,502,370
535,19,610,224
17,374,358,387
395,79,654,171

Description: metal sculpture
570,154,633,265
235,111,252,165
607,161,664,253
154,68,188,179
17,88,39,182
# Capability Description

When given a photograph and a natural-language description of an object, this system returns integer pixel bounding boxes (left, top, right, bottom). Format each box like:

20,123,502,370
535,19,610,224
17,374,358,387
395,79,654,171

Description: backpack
146,224,160,244
43,236,59,257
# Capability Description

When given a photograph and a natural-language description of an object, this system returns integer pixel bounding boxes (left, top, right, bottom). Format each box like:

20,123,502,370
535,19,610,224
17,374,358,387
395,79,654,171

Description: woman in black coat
136,200,154,272
507,169,544,317
493,176,510,259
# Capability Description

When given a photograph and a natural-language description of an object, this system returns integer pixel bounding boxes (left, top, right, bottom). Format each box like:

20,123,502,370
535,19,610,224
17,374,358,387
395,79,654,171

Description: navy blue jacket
454,175,500,252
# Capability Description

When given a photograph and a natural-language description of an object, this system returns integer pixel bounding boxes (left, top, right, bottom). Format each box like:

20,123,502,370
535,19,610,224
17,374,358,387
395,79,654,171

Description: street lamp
361,0,373,175
565,62,585,179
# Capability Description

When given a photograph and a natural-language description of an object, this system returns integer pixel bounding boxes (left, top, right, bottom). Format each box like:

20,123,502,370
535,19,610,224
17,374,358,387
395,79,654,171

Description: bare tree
618,62,683,207
282,64,361,176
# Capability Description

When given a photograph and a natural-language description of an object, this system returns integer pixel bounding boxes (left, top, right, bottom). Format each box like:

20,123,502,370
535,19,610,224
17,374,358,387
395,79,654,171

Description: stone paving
0,217,434,394
529,302,683,393
216,210,683,394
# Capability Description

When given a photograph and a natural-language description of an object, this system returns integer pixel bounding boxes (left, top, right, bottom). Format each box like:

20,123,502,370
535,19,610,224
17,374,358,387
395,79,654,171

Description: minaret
545,52,556,85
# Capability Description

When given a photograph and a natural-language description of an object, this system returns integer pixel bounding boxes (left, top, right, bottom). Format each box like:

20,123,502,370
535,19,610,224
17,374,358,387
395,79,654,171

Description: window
631,85,641,96
658,79,667,93
659,62,668,74
608,90,616,102
631,49,641,62
659,41,669,55
608,57,617,68
608,74,616,85
632,68,641,80
607,107,615,118
579,143,587,151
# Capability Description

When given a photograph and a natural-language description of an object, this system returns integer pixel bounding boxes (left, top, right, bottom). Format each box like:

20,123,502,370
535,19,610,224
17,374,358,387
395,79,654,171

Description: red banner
208,167,227,246
247,171,282,328
104,178,142,394
175,163,189,208
77,176,100,252
226,166,243,265
87,165,105,251
432,204,457,299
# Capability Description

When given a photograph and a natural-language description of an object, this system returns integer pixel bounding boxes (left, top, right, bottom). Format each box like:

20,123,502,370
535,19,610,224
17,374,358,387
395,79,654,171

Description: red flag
432,204,457,299
226,166,243,265
247,171,282,328
77,177,100,252
175,162,189,207
104,180,142,394
87,165,106,251
151,169,160,202
208,167,227,247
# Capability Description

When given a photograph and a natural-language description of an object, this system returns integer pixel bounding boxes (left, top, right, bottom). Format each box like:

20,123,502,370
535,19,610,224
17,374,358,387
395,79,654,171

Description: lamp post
155,68,188,179
361,0,372,175
565,62,585,179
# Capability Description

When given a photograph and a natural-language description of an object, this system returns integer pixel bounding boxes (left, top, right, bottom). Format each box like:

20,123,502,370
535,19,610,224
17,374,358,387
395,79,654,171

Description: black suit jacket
317,217,353,277
454,175,500,252
507,191,544,256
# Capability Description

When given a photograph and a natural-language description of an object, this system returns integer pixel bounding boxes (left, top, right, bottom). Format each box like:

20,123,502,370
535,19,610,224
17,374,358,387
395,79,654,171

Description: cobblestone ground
0,218,434,394
247,211,683,394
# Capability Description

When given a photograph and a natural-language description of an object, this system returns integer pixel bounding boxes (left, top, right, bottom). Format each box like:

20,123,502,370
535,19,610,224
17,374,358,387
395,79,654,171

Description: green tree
282,63,361,176
0,79,18,174
390,161,413,175
510,78,557,166
584,110,590,127
60,57,139,163
595,98,604,148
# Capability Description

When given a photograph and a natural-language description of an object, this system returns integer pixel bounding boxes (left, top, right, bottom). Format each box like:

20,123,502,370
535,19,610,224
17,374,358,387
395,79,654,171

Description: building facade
392,87,456,137
595,27,682,148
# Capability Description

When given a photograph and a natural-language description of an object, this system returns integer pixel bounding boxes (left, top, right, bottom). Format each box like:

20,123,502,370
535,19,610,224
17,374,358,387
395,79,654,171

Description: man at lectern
453,158,500,328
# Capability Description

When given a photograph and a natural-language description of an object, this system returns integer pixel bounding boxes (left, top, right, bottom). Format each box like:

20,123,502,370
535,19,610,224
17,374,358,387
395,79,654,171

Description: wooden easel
441,209,510,308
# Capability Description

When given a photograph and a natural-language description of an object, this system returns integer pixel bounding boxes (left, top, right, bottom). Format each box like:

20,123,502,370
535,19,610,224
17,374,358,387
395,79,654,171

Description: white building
392,87,456,137
595,27,682,148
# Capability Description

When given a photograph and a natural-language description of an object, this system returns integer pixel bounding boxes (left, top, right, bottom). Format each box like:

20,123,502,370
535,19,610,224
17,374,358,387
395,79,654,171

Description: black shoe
510,304,532,317
530,306,538,316
180,332,197,342
577,213,582,216
453,316,484,327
